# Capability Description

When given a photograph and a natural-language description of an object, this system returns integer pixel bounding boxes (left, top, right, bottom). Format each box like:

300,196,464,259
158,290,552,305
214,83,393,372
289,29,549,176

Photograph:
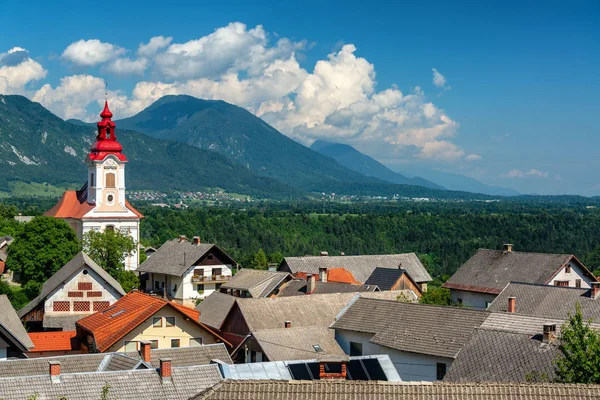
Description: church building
45,102,143,270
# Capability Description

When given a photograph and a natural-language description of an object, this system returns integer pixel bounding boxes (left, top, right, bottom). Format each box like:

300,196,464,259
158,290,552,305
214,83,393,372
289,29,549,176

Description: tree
6,217,80,297
555,303,600,383
419,287,453,306
251,248,268,269
82,229,136,278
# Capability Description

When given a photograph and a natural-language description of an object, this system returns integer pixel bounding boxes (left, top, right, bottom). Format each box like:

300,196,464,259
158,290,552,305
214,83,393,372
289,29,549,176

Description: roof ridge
478,248,573,257
356,296,491,313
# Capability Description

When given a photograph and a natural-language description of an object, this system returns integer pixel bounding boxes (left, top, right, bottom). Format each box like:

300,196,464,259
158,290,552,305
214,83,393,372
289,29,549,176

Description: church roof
44,189,143,220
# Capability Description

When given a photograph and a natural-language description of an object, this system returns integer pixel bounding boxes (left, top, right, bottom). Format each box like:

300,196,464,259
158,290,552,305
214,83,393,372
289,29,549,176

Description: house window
485,302,492,309
436,363,447,380
250,350,256,363
207,254,214,260
457,298,463,305
90,173,95,187
555,281,569,287
170,339,180,348
215,283,222,290
68,291,84,297
93,301,110,312
566,265,571,273
153,317,162,327
173,284,178,293
53,301,70,312
73,301,90,312
212,268,222,277
78,282,93,291
155,281,160,290
197,284,205,292
350,341,363,356
576,279,582,288
105,225,115,232
165,317,175,327
189,338,203,347
124,341,138,351
149,340,159,349
106,172,116,188
87,291,103,297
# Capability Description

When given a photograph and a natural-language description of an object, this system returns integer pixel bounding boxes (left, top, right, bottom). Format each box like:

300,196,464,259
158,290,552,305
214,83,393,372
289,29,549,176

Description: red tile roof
28,331,78,352
76,291,229,352
45,190,143,219
326,268,362,285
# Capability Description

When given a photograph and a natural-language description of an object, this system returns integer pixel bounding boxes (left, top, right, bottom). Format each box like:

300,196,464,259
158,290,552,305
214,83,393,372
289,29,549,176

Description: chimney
140,340,152,363
508,296,516,313
503,243,513,252
543,323,557,344
307,274,317,294
591,282,600,299
284,320,291,329
49,361,61,383
192,236,201,245
319,267,327,282
319,362,347,380
320,251,329,257
160,358,172,383
178,235,187,243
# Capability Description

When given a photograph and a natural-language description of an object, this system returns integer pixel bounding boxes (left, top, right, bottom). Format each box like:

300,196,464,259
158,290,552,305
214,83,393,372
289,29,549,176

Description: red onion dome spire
89,101,127,161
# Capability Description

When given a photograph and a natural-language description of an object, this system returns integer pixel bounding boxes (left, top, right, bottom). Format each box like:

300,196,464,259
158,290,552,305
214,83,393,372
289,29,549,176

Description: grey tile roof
18,252,125,319
488,282,600,321
196,292,237,330
143,343,233,366
443,249,592,294
221,269,291,297
365,268,406,291
0,250,6,262
248,326,347,361
332,298,489,358
191,380,600,400
445,328,560,382
101,353,148,371
0,363,223,400
237,292,359,332
0,344,231,378
137,239,234,276
282,253,432,283
0,295,33,350
42,314,85,330
276,279,376,297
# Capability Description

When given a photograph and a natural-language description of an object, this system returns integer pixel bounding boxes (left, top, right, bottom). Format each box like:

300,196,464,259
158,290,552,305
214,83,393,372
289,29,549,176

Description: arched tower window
106,127,111,139
105,225,115,232
106,172,116,188
90,173,95,187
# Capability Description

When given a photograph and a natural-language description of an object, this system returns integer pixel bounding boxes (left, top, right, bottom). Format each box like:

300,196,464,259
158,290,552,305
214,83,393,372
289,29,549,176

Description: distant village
0,103,598,399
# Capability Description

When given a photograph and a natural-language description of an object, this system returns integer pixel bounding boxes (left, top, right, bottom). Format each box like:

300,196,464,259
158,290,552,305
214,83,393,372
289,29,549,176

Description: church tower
46,101,142,270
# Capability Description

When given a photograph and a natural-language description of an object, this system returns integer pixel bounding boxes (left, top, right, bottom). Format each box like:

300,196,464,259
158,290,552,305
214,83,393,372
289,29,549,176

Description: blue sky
0,0,598,195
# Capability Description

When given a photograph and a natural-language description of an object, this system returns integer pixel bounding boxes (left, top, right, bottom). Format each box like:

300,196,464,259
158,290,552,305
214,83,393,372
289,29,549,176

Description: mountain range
0,94,503,200
309,140,519,197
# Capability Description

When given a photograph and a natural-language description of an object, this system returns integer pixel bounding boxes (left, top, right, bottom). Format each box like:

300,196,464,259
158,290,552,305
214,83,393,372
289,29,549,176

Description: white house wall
44,266,122,317
548,260,593,288
335,329,453,382
449,290,497,310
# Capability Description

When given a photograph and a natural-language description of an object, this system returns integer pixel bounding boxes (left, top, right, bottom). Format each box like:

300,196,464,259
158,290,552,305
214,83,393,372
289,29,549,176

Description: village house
444,312,573,382
331,297,490,381
75,290,230,353
208,291,406,361
137,236,237,305
26,330,80,358
0,235,12,274
0,295,33,359
18,251,125,331
219,268,292,298
487,281,600,320
45,102,143,270
442,244,598,309
279,252,432,292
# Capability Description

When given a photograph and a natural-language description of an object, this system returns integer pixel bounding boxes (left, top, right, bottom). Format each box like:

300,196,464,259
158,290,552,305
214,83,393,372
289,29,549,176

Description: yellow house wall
106,307,217,352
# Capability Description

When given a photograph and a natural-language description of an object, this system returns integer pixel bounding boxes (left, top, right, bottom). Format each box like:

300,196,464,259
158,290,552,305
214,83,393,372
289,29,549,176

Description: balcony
191,274,231,283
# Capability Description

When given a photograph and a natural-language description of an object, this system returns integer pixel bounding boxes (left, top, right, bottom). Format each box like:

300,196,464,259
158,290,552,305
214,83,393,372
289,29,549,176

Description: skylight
313,344,323,352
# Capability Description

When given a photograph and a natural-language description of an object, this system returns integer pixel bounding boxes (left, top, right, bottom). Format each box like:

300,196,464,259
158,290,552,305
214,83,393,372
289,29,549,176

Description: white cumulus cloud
432,68,450,91
104,57,148,75
137,36,173,57
465,154,482,161
0,47,47,94
62,39,125,67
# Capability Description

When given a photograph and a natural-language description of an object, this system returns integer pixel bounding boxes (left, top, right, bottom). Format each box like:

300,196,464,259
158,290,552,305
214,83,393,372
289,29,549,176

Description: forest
3,198,600,291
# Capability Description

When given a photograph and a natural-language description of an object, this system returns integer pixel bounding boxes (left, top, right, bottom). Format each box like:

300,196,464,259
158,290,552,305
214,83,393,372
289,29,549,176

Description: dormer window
106,127,111,139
